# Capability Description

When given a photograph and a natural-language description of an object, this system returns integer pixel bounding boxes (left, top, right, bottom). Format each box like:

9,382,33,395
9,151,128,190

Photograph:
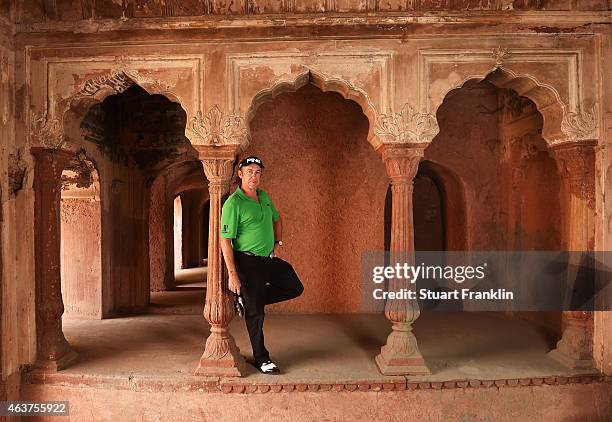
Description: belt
237,251,273,258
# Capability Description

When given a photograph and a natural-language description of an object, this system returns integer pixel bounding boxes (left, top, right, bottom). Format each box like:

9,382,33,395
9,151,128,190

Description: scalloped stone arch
61,70,189,148
244,69,380,150
435,67,566,146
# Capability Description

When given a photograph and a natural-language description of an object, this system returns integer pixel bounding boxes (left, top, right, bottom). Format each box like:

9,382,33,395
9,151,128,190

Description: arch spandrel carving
30,111,79,152
62,68,189,126
70,69,179,106
244,69,381,150
30,57,203,150
228,50,394,150
420,48,600,147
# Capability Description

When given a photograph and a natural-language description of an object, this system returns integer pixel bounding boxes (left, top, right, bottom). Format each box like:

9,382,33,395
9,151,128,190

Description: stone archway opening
244,83,388,313
428,78,563,340
55,84,209,322
75,84,201,314
413,160,468,253
171,174,209,290
41,81,212,370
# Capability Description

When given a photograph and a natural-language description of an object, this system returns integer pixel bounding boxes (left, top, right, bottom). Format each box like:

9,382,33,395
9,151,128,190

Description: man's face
239,164,262,191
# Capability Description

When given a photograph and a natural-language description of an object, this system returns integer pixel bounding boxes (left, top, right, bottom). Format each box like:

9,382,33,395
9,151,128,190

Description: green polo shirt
220,186,280,257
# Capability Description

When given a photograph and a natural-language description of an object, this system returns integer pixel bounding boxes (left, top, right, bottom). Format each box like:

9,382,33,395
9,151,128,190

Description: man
220,156,304,374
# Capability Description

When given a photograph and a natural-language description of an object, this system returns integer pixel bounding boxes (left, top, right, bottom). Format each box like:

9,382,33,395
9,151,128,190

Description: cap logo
239,156,264,168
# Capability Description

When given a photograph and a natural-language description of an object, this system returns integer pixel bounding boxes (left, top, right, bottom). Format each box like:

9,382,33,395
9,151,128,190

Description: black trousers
234,251,304,366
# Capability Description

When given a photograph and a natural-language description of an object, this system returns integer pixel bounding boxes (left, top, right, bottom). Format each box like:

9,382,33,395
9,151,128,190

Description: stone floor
174,267,207,286
22,289,611,421
148,270,206,315
50,309,595,384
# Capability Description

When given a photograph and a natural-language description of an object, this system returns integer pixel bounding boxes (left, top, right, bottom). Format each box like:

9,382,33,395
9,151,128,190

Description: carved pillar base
35,349,79,371
376,322,430,375
548,313,594,369
195,326,246,377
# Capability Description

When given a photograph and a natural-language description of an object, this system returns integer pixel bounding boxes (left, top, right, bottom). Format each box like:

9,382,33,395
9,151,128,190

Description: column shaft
31,147,78,370
375,144,430,375
194,145,245,376
548,141,596,369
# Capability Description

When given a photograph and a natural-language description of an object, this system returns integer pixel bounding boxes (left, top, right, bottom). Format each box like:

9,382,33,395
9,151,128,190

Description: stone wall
19,379,612,421
60,197,103,319
149,173,173,291
0,0,24,401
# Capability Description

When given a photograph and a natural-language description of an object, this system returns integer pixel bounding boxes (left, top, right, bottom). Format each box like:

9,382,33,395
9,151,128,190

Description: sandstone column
194,144,245,376
149,173,175,292
548,140,596,369
31,147,78,370
375,144,430,375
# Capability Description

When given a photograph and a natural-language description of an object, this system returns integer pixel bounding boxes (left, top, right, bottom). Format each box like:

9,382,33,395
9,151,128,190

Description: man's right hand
228,271,241,295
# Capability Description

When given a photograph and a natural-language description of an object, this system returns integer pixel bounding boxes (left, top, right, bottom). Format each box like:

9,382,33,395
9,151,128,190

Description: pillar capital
550,140,596,209
193,144,240,163
30,147,75,181
194,144,240,194
550,140,596,180
378,144,425,184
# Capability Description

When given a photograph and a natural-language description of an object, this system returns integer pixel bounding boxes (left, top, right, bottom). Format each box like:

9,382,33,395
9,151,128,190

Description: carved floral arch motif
244,70,380,150
435,67,596,147
32,69,188,151
65,69,185,116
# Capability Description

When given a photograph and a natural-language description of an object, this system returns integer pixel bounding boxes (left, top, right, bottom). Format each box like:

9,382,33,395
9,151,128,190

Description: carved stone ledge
21,370,609,393
216,374,607,394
